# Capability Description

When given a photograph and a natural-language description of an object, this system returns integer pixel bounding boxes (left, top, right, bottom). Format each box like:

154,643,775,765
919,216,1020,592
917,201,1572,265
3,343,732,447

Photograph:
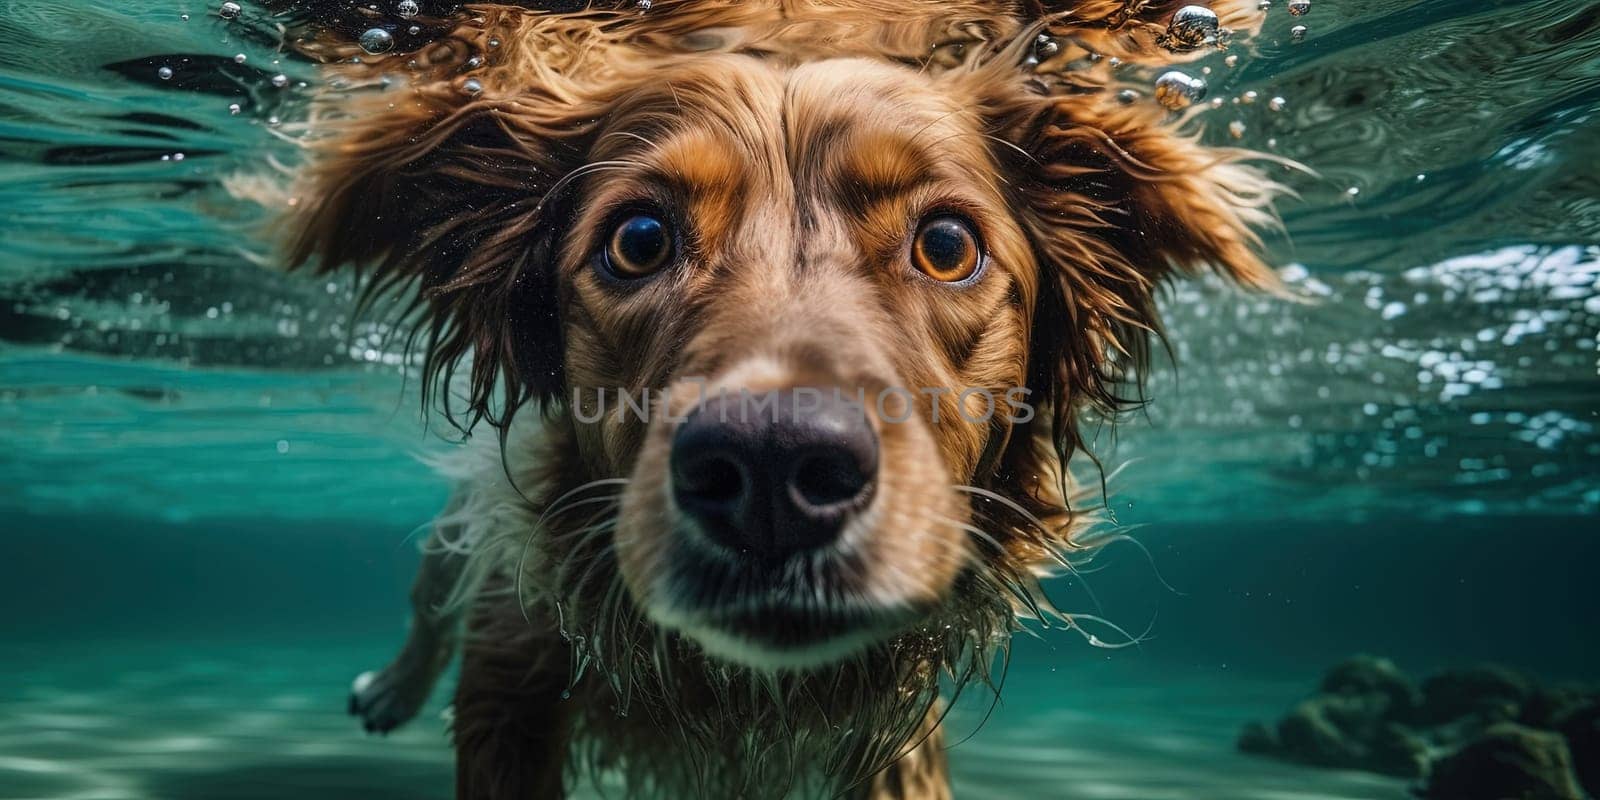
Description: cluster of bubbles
1287,0,1311,40
1151,1,1307,116
168,4,302,123
341,2,490,95
352,1,433,56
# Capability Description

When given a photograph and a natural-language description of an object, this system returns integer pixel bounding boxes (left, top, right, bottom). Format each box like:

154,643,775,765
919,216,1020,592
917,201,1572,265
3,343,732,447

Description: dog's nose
670,388,878,559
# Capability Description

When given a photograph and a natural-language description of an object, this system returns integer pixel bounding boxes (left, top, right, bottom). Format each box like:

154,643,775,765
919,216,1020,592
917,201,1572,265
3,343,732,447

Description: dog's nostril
678,452,746,507
790,449,871,510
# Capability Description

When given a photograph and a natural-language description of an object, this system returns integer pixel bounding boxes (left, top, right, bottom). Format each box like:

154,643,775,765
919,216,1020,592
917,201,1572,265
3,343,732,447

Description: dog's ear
1005,98,1280,430
279,6,613,430
974,7,1283,458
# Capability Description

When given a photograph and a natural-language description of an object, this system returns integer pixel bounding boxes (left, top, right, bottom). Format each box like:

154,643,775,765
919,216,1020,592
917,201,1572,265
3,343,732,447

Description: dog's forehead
599,55,986,190
783,58,971,144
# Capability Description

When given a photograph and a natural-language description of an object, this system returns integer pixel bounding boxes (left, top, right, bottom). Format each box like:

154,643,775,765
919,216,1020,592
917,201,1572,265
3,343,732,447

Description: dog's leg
851,704,951,800
349,515,479,734
453,595,571,799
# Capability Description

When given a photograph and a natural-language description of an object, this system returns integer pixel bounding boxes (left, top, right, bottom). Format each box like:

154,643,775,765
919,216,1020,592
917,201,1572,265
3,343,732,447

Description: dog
275,1,1280,796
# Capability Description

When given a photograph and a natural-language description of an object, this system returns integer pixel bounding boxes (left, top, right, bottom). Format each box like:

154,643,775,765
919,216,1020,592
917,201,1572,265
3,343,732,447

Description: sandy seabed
0,637,1407,800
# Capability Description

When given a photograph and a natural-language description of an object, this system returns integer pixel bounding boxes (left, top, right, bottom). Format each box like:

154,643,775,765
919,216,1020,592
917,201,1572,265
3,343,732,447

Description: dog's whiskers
513,478,630,624
924,504,1126,643
950,483,1086,548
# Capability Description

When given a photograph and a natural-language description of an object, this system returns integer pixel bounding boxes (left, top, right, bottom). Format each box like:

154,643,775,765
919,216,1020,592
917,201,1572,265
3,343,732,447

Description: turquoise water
2,1,1598,798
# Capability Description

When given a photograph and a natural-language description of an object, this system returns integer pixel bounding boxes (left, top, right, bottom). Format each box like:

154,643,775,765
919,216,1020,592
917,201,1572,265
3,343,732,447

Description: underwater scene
1,0,1597,798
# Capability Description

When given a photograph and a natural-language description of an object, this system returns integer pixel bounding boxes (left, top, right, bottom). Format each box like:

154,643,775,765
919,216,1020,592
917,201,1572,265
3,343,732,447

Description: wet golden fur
278,1,1281,796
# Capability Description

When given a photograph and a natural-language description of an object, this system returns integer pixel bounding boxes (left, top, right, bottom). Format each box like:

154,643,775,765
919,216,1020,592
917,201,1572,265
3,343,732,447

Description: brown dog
278,1,1280,796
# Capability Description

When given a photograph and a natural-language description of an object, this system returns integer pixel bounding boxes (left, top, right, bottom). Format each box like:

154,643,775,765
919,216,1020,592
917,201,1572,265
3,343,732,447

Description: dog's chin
649,599,924,672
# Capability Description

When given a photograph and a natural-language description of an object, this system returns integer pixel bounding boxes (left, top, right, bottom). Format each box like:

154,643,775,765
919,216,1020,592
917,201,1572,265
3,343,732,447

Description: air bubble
1154,70,1207,110
158,66,173,80
1288,0,1310,15
228,103,241,115
233,53,247,64
397,0,420,18
1291,24,1308,41
1033,33,1060,61
1228,120,1246,139
359,28,395,55
271,74,289,88
1268,96,1286,111
462,78,483,96
1162,5,1220,51
219,1,241,20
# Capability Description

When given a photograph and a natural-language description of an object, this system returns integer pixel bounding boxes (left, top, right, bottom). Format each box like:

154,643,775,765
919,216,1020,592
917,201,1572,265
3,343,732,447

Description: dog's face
556,56,1036,667
287,1,1279,672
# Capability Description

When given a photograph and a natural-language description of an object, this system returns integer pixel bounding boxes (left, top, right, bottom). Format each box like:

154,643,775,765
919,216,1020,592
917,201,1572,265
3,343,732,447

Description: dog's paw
348,665,432,734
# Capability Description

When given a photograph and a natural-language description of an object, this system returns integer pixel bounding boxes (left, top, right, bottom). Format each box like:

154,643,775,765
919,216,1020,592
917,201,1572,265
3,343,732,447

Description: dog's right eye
603,213,674,279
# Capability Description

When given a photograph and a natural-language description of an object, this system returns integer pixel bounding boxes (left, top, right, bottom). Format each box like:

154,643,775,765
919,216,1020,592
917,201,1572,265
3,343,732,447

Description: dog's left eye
603,213,674,279
911,214,982,283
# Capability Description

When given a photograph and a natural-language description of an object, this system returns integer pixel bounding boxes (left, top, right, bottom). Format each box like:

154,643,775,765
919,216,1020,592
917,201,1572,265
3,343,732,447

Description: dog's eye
604,213,673,279
912,215,981,282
